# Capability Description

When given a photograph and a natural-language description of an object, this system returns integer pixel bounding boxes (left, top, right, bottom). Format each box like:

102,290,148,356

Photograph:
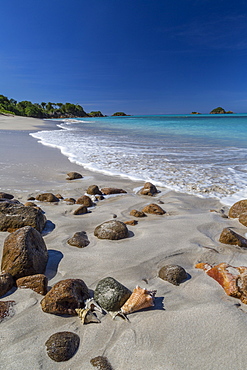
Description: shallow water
30,114,247,204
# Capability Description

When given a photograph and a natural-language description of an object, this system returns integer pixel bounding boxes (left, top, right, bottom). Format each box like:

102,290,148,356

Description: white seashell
75,308,101,324
85,298,104,313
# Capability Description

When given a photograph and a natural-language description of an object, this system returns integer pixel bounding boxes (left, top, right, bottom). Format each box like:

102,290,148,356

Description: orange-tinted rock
76,195,93,207
16,274,48,295
139,182,158,196
73,205,88,215
229,199,247,218
239,212,247,227
130,209,146,217
40,279,90,315
124,220,138,226
101,187,127,195
1,226,48,279
142,203,165,215
0,272,14,298
219,227,247,248
195,262,240,297
36,193,59,202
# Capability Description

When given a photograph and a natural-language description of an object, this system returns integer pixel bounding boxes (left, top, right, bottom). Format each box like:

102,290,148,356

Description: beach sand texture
1,115,247,370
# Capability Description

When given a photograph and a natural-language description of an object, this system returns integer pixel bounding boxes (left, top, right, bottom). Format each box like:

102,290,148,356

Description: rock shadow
42,220,55,236
45,249,63,280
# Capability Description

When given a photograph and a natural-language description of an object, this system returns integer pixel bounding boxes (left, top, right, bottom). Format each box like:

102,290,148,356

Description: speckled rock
45,331,80,362
158,264,188,285
90,356,113,369
66,171,83,180
0,272,14,298
1,226,48,279
36,193,59,202
130,209,146,217
239,212,247,227
16,274,48,295
94,277,131,311
0,202,46,232
73,205,88,215
229,199,247,218
76,195,93,207
142,203,165,215
94,220,129,240
67,231,90,248
87,185,102,196
41,278,90,315
219,227,247,248
101,187,127,195
139,182,158,196
0,301,15,322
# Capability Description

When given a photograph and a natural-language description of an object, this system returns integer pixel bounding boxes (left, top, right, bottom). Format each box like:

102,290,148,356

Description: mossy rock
94,277,131,311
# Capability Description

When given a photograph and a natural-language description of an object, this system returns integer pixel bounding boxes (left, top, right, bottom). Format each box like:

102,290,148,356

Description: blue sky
1,0,247,114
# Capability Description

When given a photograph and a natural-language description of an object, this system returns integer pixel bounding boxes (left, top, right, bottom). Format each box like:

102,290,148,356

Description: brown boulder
76,195,93,207
142,203,165,215
45,331,80,362
130,209,146,217
36,193,59,202
40,279,90,315
73,205,88,215
87,185,102,196
101,187,127,195
16,274,48,295
67,231,90,248
219,227,247,248
0,272,14,298
239,212,247,227
94,220,129,240
66,171,83,180
124,220,138,226
159,264,187,285
64,198,76,204
229,199,247,218
0,192,14,200
139,182,158,196
55,193,63,199
0,202,46,232
1,226,48,279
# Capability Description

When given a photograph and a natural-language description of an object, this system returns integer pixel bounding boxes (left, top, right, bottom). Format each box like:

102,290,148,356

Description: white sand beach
1,115,247,370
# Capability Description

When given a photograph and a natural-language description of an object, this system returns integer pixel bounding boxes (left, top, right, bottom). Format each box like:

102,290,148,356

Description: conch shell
75,298,103,324
120,285,156,315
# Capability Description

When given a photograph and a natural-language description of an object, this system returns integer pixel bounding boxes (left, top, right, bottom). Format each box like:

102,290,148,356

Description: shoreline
1,115,247,369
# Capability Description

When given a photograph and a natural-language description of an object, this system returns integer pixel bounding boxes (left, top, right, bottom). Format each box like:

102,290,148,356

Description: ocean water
30,114,247,205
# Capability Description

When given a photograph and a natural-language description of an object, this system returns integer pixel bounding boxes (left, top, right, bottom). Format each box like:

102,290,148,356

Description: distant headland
192,107,234,115
0,94,129,119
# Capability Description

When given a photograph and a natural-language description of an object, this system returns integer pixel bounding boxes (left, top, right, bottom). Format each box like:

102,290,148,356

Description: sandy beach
1,114,247,370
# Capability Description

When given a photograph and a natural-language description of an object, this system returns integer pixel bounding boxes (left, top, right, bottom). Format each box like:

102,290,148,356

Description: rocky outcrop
1,226,48,279
35,193,59,202
94,220,129,240
67,231,90,248
94,277,131,311
87,185,102,196
66,172,83,180
40,279,90,315
130,209,147,217
229,199,247,218
139,182,158,196
76,195,93,207
16,274,48,295
101,188,127,195
0,272,14,298
219,227,247,248
142,203,165,215
158,264,188,285
73,205,88,215
45,332,80,362
0,202,46,232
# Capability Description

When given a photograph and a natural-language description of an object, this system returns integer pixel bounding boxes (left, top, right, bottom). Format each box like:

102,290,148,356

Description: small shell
84,298,104,313
121,286,156,315
75,308,101,324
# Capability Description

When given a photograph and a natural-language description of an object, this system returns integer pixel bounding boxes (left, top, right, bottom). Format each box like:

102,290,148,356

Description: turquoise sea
30,114,247,204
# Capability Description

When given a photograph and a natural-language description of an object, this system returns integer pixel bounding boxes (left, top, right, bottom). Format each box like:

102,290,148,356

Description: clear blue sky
1,0,247,115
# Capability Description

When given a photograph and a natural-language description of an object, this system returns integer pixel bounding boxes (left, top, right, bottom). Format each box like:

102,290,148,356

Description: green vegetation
88,111,104,117
112,112,128,116
210,107,226,114
0,94,88,118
